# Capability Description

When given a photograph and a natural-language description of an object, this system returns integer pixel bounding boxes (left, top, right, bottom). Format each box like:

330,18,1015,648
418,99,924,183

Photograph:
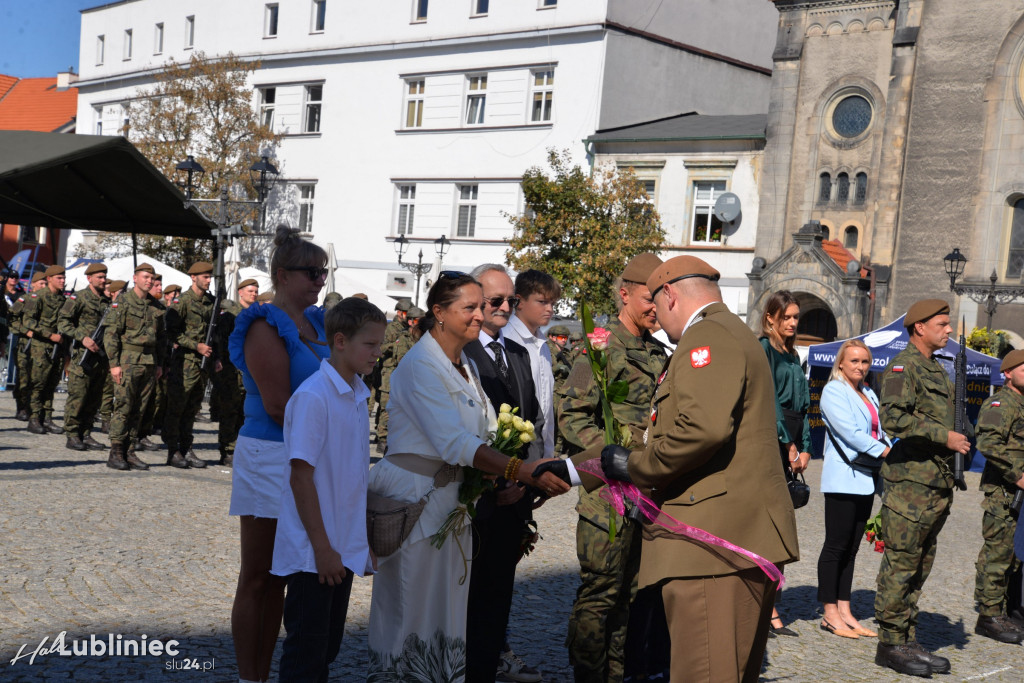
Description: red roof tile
0,74,18,99
0,76,77,132
821,239,868,277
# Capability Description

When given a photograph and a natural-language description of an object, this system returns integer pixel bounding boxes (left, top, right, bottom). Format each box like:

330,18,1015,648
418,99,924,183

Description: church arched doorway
794,293,838,344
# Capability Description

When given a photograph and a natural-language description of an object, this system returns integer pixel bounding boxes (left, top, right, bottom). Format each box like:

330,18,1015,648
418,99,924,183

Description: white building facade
75,0,778,303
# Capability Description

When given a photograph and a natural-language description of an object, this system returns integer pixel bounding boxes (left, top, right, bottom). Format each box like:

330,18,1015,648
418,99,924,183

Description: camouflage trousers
14,336,29,412
63,349,108,437
109,364,156,446
376,390,390,442
214,363,245,454
874,479,952,644
974,487,1020,617
163,355,210,452
99,372,114,422
139,372,165,438
567,488,642,683
29,340,63,420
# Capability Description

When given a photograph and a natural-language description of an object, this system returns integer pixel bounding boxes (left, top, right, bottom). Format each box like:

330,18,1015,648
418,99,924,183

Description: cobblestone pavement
1,392,1023,681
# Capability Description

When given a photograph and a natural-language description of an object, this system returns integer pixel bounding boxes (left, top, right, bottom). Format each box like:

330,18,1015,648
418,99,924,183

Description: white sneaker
496,648,542,682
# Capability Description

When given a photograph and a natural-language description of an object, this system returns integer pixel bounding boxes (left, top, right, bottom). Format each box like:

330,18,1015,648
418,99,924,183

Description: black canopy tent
0,131,214,250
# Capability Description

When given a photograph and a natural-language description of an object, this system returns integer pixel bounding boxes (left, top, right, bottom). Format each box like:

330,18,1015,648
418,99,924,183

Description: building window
259,87,276,129
821,225,831,240
94,107,103,135
19,226,45,246
414,0,428,21
303,85,323,133
844,226,859,250
456,184,479,237
154,23,164,54
96,35,105,65
311,0,326,32
473,0,489,15
466,75,487,125
832,95,873,139
405,80,425,128
265,4,279,37
298,184,315,232
123,29,133,60
1007,198,1024,280
539,0,557,7
530,69,554,123
185,15,195,48
855,172,868,203
836,173,850,203
396,184,416,235
641,179,656,201
690,180,726,244
819,172,832,203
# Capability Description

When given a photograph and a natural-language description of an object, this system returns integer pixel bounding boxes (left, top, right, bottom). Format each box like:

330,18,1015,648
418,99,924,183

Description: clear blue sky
0,0,99,77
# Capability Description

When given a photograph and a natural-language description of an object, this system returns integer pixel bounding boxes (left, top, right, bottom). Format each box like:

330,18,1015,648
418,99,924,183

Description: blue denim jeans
279,570,354,683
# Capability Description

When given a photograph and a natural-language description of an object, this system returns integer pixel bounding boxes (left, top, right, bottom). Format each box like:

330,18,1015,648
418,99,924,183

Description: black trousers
279,569,354,683
817,492,874,603
465,494,530,683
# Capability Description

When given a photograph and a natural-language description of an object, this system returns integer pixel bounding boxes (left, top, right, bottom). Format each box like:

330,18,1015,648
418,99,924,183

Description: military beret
238,278,259,290
647,256,721,296
351,292,368,300
152,273,163,282
257,291,274,303
134,262,155,274
620,253,663,285
407,306,426,318
548,325,571,336
85,263,107,275
108,279,127,294
1001,349,1024,373
188,261,214,275
31,271,46,283
164,284,181,295
396,297,413,312
324,292,343,308
44,265,65,277
904,299,950,328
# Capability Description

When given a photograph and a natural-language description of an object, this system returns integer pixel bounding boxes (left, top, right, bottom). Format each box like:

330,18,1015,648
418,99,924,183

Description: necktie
487,340,510,386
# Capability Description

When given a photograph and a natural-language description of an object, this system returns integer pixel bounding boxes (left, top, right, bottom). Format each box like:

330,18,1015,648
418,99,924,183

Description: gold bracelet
505,456,522,481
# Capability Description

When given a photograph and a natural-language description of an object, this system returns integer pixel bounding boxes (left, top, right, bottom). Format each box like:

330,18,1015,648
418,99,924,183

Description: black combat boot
65,434,87,451
124,443,150,471
975,615,1024,644
138,437,159,451
15,408,29,421
82,434,106,450
875,643,931,677
906,640,950,674
44,419,63,435
106,443,129,471
183,448,207,469
218,447,233,467
166,448,189,469
27,416,46,434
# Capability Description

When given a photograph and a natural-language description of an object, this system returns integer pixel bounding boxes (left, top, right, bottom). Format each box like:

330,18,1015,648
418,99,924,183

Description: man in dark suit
463,263,544,683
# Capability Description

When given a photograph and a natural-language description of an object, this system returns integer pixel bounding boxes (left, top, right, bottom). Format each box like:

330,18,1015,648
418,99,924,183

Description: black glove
601,444,632,483
531,459,571,486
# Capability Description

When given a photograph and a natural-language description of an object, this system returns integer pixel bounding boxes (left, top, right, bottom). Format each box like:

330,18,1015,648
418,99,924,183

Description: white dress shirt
479,328,505,363
504,314,555,458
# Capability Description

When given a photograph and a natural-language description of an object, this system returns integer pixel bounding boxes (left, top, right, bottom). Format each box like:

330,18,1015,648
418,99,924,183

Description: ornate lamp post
393,234,454,307
944,247,1024,331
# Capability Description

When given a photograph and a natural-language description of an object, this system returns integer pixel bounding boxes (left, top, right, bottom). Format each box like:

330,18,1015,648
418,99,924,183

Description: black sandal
770,616,798,637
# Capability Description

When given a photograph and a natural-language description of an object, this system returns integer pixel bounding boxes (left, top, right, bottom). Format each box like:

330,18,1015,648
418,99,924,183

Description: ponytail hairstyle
269,225,328,289
762,289,800,355
418,272,480,335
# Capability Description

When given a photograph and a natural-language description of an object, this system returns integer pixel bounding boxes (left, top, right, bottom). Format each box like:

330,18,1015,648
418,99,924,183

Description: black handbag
786,469,810,509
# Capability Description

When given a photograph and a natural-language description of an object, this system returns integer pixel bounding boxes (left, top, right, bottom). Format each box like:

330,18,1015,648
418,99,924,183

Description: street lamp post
393,234,454,307
943,247,1024,331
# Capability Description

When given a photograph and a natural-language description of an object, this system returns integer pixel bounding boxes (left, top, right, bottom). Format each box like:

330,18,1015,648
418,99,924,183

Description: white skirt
229,435,288,519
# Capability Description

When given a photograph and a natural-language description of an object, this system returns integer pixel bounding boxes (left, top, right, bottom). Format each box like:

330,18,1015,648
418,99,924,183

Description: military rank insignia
690,346,711,368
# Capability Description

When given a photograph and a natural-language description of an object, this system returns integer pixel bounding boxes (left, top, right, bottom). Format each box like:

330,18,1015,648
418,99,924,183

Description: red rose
874,540,885,553
866,531,875,542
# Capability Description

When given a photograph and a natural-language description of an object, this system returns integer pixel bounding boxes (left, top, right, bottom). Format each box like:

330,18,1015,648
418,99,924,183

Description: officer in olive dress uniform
973,349,1024,644
556,254,667,683
873,300,971,677
213,277,258,466
59,263,111,452
8,272,45,421
373,297,412,452
24,265,68,434
98,279,127,434
163,261,220,469
103,263,167,471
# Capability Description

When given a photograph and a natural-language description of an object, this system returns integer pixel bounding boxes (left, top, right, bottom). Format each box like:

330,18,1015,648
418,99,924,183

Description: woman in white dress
367,272,569,681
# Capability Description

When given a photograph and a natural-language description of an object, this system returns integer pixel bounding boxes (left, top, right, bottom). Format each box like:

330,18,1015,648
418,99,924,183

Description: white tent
66,254,190,292
332,269,398,315
238,266,272,293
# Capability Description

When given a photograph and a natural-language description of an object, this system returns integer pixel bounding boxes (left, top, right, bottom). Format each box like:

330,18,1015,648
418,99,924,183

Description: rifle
1011,489,1023,519
199,288,221,371
78,306,111,374
953,318,969,491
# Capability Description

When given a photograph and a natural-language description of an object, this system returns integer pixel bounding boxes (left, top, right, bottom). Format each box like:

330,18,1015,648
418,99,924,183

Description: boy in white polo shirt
272,297,387,683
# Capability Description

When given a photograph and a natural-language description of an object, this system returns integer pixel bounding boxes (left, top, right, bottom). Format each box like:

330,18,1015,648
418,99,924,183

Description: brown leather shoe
138,437,160,451
65,435,87,452
125,448,150,471
27,417,46,434
44,420,63,435
183,449,207,469
82,434,106,450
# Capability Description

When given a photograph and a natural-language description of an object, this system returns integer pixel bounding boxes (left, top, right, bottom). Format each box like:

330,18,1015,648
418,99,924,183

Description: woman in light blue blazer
817,339,890,640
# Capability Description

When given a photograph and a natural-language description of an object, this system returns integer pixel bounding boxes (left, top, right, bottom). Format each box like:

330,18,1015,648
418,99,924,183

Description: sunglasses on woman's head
285,266,330,281
438,270,467,280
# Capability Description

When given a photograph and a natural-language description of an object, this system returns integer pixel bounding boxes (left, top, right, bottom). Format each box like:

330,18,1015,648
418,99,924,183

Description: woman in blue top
818,339,889,639
228,226,331,683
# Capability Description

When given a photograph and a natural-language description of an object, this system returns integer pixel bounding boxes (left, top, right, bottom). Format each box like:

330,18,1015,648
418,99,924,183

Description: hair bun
273,224,300,248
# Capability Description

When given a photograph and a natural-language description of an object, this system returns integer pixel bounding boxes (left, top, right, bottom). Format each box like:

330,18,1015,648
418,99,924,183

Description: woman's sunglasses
285,266,330,281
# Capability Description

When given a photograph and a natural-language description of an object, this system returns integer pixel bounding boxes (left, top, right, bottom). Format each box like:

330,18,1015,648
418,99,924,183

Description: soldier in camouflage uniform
24,265,68,435
556,254,666,683
392,306,424,366
546,324,573,393
97,279,127,434
103,263,167,471
144,283,182,439
374,297,412,453
8,273,44,421
972,349,1024,644
163,261,219,469
136,275,168,452
59,263,111,452
213,277,258,466
873,300,971,677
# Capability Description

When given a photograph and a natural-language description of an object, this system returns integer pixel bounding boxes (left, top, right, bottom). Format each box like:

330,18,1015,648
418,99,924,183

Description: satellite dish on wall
713,192,742,235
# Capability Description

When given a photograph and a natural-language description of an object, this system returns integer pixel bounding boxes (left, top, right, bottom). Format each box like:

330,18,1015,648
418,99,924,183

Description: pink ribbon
577,459,785,588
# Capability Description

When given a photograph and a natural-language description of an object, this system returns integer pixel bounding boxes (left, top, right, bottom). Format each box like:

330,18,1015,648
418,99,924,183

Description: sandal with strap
820,618,860,639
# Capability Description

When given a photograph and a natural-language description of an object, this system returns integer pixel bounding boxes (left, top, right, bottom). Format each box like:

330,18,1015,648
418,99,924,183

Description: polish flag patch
690,346,711,368
892,365,904,373
992,401,1001,407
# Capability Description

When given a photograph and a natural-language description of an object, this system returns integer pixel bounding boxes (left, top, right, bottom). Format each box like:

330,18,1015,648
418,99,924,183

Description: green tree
505,149,665,316
74,51,280,273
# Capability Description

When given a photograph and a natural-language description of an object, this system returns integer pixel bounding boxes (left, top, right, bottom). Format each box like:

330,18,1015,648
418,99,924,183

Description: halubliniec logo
10,632,185,667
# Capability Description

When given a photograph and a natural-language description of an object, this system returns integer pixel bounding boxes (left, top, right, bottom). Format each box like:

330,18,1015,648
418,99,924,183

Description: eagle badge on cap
690,346,711,368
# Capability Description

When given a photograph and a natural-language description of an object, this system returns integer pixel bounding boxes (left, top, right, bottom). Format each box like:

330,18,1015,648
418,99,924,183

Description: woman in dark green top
760,290,812,636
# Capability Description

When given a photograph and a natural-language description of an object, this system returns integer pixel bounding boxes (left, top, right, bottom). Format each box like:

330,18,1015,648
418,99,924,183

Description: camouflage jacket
173,287,217,356
393,329,418,367
8,292,32,336
546,339,573,393
977,385,1024,494
557,318,669,453
879,345,956,489
58,287,111,345
104,287,167,367
24,287,65,339
378,317,408,390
